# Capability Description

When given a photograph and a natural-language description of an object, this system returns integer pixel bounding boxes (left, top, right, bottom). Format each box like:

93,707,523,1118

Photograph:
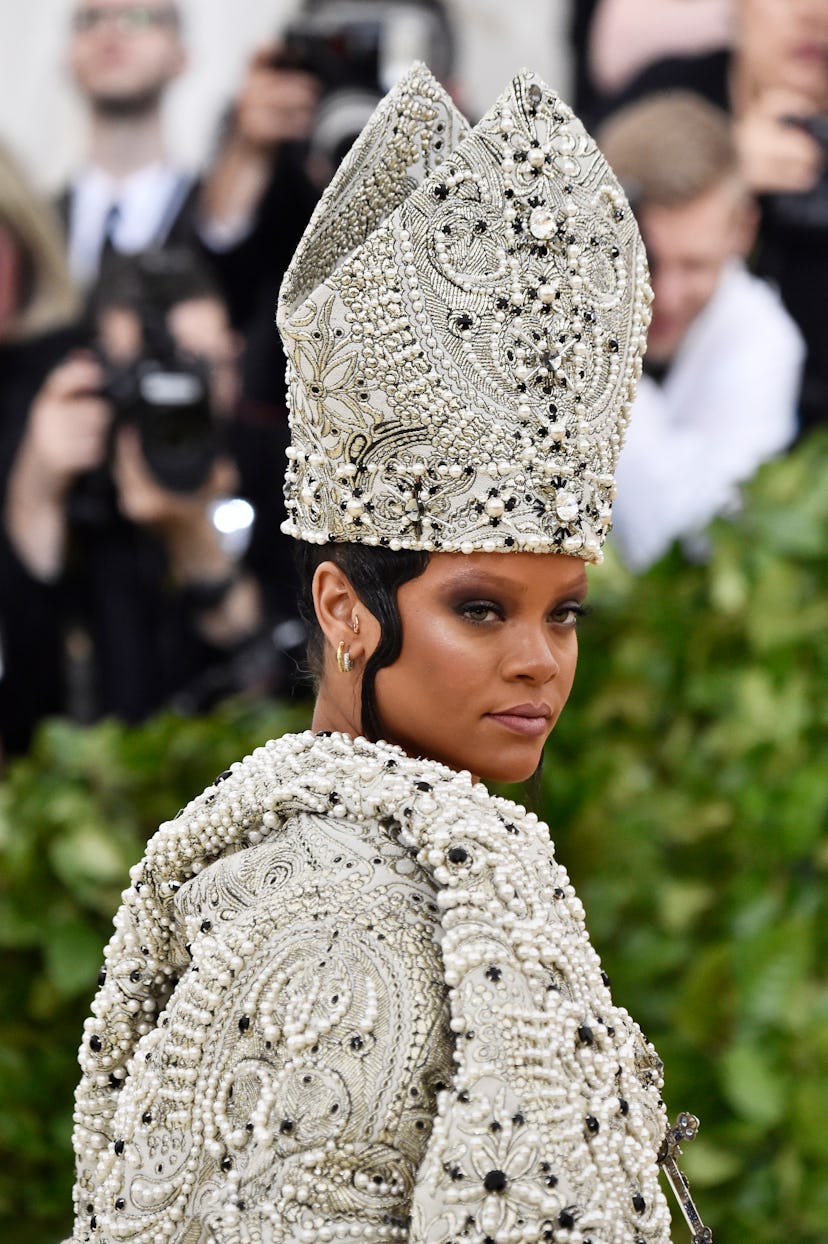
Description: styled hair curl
294,542,429,741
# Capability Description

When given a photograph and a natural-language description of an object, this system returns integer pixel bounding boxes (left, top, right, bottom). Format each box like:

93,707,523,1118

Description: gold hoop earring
352,612,360,635
336,640,353,674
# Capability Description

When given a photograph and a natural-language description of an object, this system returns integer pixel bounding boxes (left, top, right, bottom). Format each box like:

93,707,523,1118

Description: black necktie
98,201,122,270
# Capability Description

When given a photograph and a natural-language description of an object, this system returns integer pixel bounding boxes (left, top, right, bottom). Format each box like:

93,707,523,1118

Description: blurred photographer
2,249,299,756
598,93,803,571
204,0,455,219
585,0,828,434
200,0,456,412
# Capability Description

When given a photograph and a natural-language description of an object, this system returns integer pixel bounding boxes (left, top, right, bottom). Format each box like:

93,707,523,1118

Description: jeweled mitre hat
277,64,651,562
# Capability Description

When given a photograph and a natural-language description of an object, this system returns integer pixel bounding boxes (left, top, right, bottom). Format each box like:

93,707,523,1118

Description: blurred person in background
584,0,733,111
600,92,803,571
58,0,322,677
584,0,828,435
0,141,84,761
0,145,82,479
61,0,196,285
1,248,302,761
191,0,459,595
61,0,320,409
199,0,457,415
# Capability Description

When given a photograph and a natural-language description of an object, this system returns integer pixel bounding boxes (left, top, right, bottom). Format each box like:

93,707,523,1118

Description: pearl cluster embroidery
277,65,652,563
72,731,671,1243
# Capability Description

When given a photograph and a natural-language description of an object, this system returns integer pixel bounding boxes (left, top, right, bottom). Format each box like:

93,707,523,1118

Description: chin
469,743,546,786
481,763,542,785
391,732,546,786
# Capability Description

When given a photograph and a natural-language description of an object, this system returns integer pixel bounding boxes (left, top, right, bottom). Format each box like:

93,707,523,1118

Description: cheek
69,48,90,77
388,614,483,697
553,639,579,715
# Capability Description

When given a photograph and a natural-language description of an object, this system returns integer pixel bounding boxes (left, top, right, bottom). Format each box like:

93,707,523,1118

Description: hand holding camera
3,354,112,580
735,87,826,195
111,426,260,647
199,42,320,240
112,423,235,547
18,354,111,501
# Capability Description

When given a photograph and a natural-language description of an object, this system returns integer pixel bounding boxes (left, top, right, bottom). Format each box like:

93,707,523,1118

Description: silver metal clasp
658,1112,714,1244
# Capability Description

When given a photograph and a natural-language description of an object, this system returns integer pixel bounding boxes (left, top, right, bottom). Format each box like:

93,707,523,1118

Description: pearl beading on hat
71,731,671,1242
278,66,652,563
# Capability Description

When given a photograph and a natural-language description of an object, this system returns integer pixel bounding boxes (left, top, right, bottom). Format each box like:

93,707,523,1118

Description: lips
792,42,828,61
487,703,552,738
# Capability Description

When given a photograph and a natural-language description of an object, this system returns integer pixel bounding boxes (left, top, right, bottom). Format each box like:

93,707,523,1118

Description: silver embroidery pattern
277,66,651,562
72,732,671,1243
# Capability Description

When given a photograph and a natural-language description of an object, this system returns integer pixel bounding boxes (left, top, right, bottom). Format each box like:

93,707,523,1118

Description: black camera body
277,17,383,94
766,114,828,233
277,1,448,93
274,2,453,168
69,250,222,526
101,337,217,494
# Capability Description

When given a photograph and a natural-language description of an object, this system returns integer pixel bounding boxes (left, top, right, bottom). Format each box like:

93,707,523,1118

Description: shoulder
142,733,567,941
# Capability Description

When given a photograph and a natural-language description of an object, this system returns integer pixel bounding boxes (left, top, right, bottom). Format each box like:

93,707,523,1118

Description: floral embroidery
277,66,651,561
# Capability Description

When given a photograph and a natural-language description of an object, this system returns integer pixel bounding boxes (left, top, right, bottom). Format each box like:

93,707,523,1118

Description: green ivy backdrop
1,435,826,1244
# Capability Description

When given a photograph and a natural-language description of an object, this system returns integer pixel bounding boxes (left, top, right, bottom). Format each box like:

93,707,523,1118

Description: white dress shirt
67,162,192,285
611,261,804,571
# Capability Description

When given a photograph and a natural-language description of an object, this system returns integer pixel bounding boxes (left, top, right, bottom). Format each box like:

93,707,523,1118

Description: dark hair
294,540,429,741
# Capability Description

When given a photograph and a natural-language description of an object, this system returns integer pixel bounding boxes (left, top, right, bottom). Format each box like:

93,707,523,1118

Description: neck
87,108,167,179
311,687,362,741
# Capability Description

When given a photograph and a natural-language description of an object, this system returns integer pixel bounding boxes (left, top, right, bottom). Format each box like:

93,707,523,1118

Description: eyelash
458,601,589,627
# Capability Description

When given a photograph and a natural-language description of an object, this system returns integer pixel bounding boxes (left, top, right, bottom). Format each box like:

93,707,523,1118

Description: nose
501,623,560,685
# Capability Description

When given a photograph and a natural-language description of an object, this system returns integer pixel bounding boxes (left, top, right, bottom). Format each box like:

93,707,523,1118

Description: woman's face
373,551,587,783
737,0,828,104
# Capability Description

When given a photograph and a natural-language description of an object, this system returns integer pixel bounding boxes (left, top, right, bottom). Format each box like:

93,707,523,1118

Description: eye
458,600,503,624
551,602,588,628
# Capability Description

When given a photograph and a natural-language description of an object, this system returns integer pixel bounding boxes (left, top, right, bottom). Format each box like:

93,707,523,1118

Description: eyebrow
442,567,589,595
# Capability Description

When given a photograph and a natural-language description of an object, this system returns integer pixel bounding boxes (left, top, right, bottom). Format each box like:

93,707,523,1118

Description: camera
70,250,223,524
765,114,828,232
274,1,454,168
101,328,216,495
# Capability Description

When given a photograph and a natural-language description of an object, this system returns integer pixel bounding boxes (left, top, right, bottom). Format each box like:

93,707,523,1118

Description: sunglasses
73,6,178,34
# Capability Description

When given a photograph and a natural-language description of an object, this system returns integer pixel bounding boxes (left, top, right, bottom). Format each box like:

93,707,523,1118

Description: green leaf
43,919,105,997
719,1042,788,1127
679,1137,743,1187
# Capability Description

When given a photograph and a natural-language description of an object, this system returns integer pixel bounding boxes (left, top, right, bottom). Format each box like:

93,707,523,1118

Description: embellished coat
71,731,673,1244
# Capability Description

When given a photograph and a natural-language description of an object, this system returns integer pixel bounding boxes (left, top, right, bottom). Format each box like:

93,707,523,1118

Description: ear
312,561,380,670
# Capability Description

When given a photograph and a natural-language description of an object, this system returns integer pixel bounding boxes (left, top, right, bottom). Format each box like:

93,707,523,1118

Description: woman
70,66,705,1243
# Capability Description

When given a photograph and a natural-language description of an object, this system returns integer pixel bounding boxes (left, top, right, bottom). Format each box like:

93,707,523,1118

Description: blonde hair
0,142,80,342
598,90,742,208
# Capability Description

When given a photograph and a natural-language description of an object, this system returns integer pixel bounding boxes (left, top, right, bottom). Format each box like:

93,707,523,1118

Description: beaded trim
72,731,671,1242
277,65,651,562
